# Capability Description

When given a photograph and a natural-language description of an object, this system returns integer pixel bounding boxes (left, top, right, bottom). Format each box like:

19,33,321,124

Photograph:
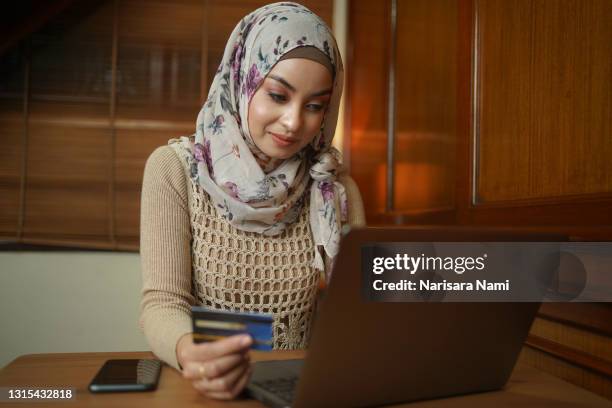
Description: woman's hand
177,332,253,400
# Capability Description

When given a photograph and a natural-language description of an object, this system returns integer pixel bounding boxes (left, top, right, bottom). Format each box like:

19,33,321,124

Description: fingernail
241,335,252,346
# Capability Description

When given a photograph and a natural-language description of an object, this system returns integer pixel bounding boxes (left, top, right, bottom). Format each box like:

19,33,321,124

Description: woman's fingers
179,334,254,399
203,365,253,400
193,360,250,395
182,352,248,380
180,334,252,363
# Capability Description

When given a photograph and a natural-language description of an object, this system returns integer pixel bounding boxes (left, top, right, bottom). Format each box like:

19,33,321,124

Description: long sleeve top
139,144,366,370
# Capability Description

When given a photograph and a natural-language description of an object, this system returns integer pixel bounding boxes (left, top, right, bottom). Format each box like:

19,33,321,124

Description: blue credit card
191,306,274,351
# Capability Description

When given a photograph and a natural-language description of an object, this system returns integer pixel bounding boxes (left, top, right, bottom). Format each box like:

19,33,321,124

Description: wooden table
0,350,609,407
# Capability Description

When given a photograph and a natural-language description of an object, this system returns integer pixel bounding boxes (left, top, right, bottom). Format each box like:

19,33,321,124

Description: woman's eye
306,103,324,112
268,92,286,103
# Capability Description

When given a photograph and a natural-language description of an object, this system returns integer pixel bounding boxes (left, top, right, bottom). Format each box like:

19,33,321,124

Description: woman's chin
264,146,298,160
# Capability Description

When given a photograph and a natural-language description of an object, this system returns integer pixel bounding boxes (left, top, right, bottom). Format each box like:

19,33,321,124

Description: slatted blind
0,0,333,250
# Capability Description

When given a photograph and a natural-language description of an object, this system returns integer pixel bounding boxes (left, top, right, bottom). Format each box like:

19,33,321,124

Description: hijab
176,2,347,281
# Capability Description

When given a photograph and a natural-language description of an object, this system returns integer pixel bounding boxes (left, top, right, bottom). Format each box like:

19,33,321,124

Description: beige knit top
139,144,365,370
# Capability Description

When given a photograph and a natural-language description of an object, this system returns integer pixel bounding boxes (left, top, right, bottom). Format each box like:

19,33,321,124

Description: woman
139,2,365,400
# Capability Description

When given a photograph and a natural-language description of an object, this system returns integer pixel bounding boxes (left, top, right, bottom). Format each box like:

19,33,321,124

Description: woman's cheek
251,99,273,132
247,99,264,137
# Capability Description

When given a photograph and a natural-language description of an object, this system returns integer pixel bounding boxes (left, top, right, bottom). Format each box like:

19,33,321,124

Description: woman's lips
269,132,297,147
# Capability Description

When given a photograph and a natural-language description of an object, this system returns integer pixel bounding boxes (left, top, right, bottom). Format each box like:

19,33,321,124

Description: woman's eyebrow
267,74,332,97
268,75,296,91
310,88,332,97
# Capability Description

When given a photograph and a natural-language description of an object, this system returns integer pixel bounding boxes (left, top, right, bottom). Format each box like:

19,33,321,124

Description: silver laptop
247,227,563,408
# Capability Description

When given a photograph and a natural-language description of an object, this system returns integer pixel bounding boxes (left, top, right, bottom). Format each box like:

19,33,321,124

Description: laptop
246,227,564,408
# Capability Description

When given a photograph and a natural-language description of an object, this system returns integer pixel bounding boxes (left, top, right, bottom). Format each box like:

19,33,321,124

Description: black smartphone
88,359,162,393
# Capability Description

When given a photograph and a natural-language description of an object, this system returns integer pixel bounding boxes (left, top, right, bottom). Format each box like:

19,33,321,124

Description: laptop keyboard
253,376,299,403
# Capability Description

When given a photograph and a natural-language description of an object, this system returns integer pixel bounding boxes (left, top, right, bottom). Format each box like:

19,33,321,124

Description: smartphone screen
89,359,161,393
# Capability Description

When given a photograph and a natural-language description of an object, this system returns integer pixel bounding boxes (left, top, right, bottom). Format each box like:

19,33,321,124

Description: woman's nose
280,103,302,133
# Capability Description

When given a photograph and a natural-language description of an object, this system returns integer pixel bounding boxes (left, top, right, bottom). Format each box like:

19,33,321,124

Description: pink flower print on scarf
244,64,263,99
319,181,335,202
223,181,240,200
194,141,214,178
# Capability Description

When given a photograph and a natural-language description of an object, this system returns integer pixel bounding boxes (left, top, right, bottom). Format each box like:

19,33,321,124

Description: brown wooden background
0,0,333,249
348,0,611,399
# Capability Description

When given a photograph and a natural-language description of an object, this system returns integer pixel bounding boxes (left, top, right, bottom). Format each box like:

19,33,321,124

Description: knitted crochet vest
170,141,319,349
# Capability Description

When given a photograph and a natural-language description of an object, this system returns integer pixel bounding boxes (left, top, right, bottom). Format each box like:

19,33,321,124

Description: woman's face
248,58,333,160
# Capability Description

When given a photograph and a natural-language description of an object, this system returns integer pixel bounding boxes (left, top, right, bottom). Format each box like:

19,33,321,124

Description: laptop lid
291,226,564,408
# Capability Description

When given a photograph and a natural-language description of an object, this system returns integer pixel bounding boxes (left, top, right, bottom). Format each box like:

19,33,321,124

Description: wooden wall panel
454,0,612,398
347,0,458,222
394,0,457,213
0,119,24,239
117,0,203,123
456,0,612,230
29,2,113,106
0,44,25,240
117,0,203,48
347,0,388,217
0,40,26,240
24,1,113,244
347,0,612,398
0,0,335,249
114,127,192,248
23,125,112,240
475,0,612,203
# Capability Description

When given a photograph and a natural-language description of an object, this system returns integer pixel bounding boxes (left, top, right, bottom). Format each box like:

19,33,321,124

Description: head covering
176,2,347,280
278,45,334,76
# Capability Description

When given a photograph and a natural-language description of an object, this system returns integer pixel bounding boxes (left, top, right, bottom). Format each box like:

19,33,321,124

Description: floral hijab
176,2,347,280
